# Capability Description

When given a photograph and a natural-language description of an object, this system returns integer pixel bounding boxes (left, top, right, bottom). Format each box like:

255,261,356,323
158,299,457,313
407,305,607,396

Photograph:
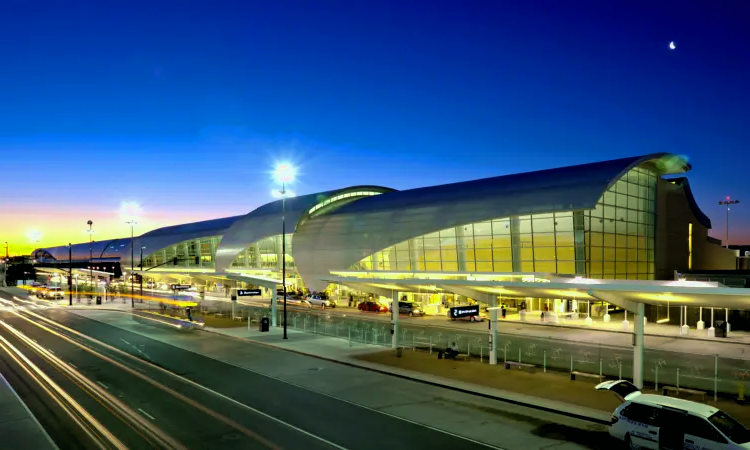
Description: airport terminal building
31,153,738,318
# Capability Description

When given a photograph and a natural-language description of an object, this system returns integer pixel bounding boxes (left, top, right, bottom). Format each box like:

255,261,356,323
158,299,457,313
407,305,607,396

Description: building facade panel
294,154,688,291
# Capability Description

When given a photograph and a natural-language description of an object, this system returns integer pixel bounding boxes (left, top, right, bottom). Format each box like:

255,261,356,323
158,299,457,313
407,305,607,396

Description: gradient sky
1,0,749,255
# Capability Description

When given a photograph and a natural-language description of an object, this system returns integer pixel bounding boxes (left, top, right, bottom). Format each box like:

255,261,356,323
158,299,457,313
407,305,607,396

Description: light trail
0,320,184,449
0,331,123,449
12,309,283,450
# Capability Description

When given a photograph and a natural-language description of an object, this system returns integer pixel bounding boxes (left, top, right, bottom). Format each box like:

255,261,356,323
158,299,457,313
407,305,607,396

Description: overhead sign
450,305,480,319
237,289,262,297
171,284,191,291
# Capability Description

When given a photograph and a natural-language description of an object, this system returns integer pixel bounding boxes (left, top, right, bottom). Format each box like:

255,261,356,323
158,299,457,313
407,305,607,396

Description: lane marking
69,362,78,369
29,310,344,450
120,338,130,345
183,346,504,449
138,408,156,421
97,381,109,390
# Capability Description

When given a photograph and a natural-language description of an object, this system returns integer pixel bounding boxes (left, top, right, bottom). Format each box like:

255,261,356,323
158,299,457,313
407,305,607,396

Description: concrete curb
200,328,610,426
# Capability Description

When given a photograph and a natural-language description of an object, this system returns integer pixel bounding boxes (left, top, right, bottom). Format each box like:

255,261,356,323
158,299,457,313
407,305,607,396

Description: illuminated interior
229,234,295,270
141,236,222,269
350,165,657,280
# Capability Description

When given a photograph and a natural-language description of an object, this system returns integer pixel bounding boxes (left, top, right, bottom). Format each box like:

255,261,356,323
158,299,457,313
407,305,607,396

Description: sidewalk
205,325,613,424
0,374,58,449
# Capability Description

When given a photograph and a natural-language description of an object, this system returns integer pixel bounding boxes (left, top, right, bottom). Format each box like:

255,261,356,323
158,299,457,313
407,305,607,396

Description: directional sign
237,289,262,297
450,305,480,319
171,284,191,291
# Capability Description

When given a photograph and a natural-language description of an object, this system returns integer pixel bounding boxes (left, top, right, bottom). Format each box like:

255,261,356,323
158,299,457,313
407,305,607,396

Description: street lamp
126,220,137,308
718,197,740,248
274,163,295,340
139,246,146,300
86,220,93,302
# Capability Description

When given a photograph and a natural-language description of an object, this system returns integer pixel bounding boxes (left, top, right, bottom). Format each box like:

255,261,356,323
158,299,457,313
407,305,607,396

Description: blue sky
1,0,749,252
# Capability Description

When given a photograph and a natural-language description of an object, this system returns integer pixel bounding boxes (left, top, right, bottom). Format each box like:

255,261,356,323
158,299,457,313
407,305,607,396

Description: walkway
0,373,58,449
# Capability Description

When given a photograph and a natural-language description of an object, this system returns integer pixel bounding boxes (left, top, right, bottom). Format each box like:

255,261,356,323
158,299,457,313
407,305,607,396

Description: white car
307,294,336,308
39,286,64,299
596,379,750,449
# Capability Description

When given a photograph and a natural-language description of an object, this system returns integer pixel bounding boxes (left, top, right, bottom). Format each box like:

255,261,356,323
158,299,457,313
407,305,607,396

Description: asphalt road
0,293,507,449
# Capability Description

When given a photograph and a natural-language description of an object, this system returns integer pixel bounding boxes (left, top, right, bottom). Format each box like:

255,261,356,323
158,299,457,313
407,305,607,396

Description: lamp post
275,164,295,340
126,220,137,308
87,220,93,301
139,246,146,300
2,242,7,288
719,197,740,248
68,243,73,306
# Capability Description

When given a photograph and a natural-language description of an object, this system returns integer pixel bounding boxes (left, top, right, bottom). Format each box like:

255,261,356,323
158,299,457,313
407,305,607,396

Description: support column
697,307,705,330
410,239,421,271
455,226,467,272
253,243,261,269
681,305,689,335
195,240,202,268
510,217,522,272
622,310,629,330
489,295,498,365
391,291,399,349
726,308,731,333
633,302,645,388
707,307,716,337
271,288,277,327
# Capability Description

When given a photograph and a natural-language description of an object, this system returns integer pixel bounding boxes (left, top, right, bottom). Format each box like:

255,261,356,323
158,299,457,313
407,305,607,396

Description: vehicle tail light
610,415,618,425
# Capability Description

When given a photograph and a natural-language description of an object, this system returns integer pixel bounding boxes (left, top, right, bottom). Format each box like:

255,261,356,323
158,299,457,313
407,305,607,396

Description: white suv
597,380,750,449
307,293,336,309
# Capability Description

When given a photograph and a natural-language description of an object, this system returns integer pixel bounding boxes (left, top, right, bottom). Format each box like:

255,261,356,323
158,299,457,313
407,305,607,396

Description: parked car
307,293,336,308
358,301,388,313
596,379,750,449
389,301,425,317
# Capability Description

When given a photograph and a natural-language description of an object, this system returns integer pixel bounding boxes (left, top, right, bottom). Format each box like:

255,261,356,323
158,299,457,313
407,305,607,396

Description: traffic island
354,349,750,426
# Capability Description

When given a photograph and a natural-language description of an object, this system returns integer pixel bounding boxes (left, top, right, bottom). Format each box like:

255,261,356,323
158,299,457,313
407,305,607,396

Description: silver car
307,293,336,308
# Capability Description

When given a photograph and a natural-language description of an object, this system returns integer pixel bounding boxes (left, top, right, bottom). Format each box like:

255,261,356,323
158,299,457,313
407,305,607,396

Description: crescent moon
669,41,676,50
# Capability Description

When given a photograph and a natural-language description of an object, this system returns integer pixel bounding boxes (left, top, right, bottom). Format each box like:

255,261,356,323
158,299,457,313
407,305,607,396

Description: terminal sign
237,289,262,297
450,305,480,319
171,284,191,291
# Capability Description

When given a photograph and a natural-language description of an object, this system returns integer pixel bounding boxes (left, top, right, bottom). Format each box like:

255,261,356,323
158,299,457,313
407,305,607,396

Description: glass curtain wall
141,236,221,269
350,165,657,279
229,234,295,270
584,166,656,280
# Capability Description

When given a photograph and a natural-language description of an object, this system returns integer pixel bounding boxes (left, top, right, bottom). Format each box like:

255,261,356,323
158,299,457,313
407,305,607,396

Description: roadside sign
237,289,262,297
450,305,480,319
171,284,191,291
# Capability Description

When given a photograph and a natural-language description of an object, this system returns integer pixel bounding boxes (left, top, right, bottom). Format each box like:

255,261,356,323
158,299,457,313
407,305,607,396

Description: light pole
87,220,93,301
2,242,7,288
68,243,73,305
719,197,740,248
126,220,137,308
139,246,146,300
275,164,295,339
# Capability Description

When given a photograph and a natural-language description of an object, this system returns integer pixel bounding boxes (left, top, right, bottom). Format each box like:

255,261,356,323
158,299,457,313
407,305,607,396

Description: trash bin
96,296,102,305
715,320,727,338
259,317,270,332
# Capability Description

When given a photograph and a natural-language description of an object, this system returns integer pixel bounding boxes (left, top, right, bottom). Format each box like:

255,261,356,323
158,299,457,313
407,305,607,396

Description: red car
358,301,388,313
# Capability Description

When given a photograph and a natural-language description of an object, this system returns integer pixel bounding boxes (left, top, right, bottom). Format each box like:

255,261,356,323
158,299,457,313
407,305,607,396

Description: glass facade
229,234,295,270
350,165,657,280
308,191,382,216
141,236,222,269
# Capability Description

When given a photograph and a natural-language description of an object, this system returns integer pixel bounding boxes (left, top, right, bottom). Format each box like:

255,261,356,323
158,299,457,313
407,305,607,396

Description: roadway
0,290,609,450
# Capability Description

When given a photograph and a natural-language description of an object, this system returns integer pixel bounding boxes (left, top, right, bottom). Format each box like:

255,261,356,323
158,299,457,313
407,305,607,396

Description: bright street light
274,164,296,183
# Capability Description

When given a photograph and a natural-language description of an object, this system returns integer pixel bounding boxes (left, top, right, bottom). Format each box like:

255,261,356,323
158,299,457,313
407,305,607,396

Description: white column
726,308,731,333
622,310,629,330
391,291,399,349
707,308,715,337
681,305,689,335
603,302,611,322
271,287,277,327
697,306,705,330
489,296,498,365
584,300,593,326
633,303,645,389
